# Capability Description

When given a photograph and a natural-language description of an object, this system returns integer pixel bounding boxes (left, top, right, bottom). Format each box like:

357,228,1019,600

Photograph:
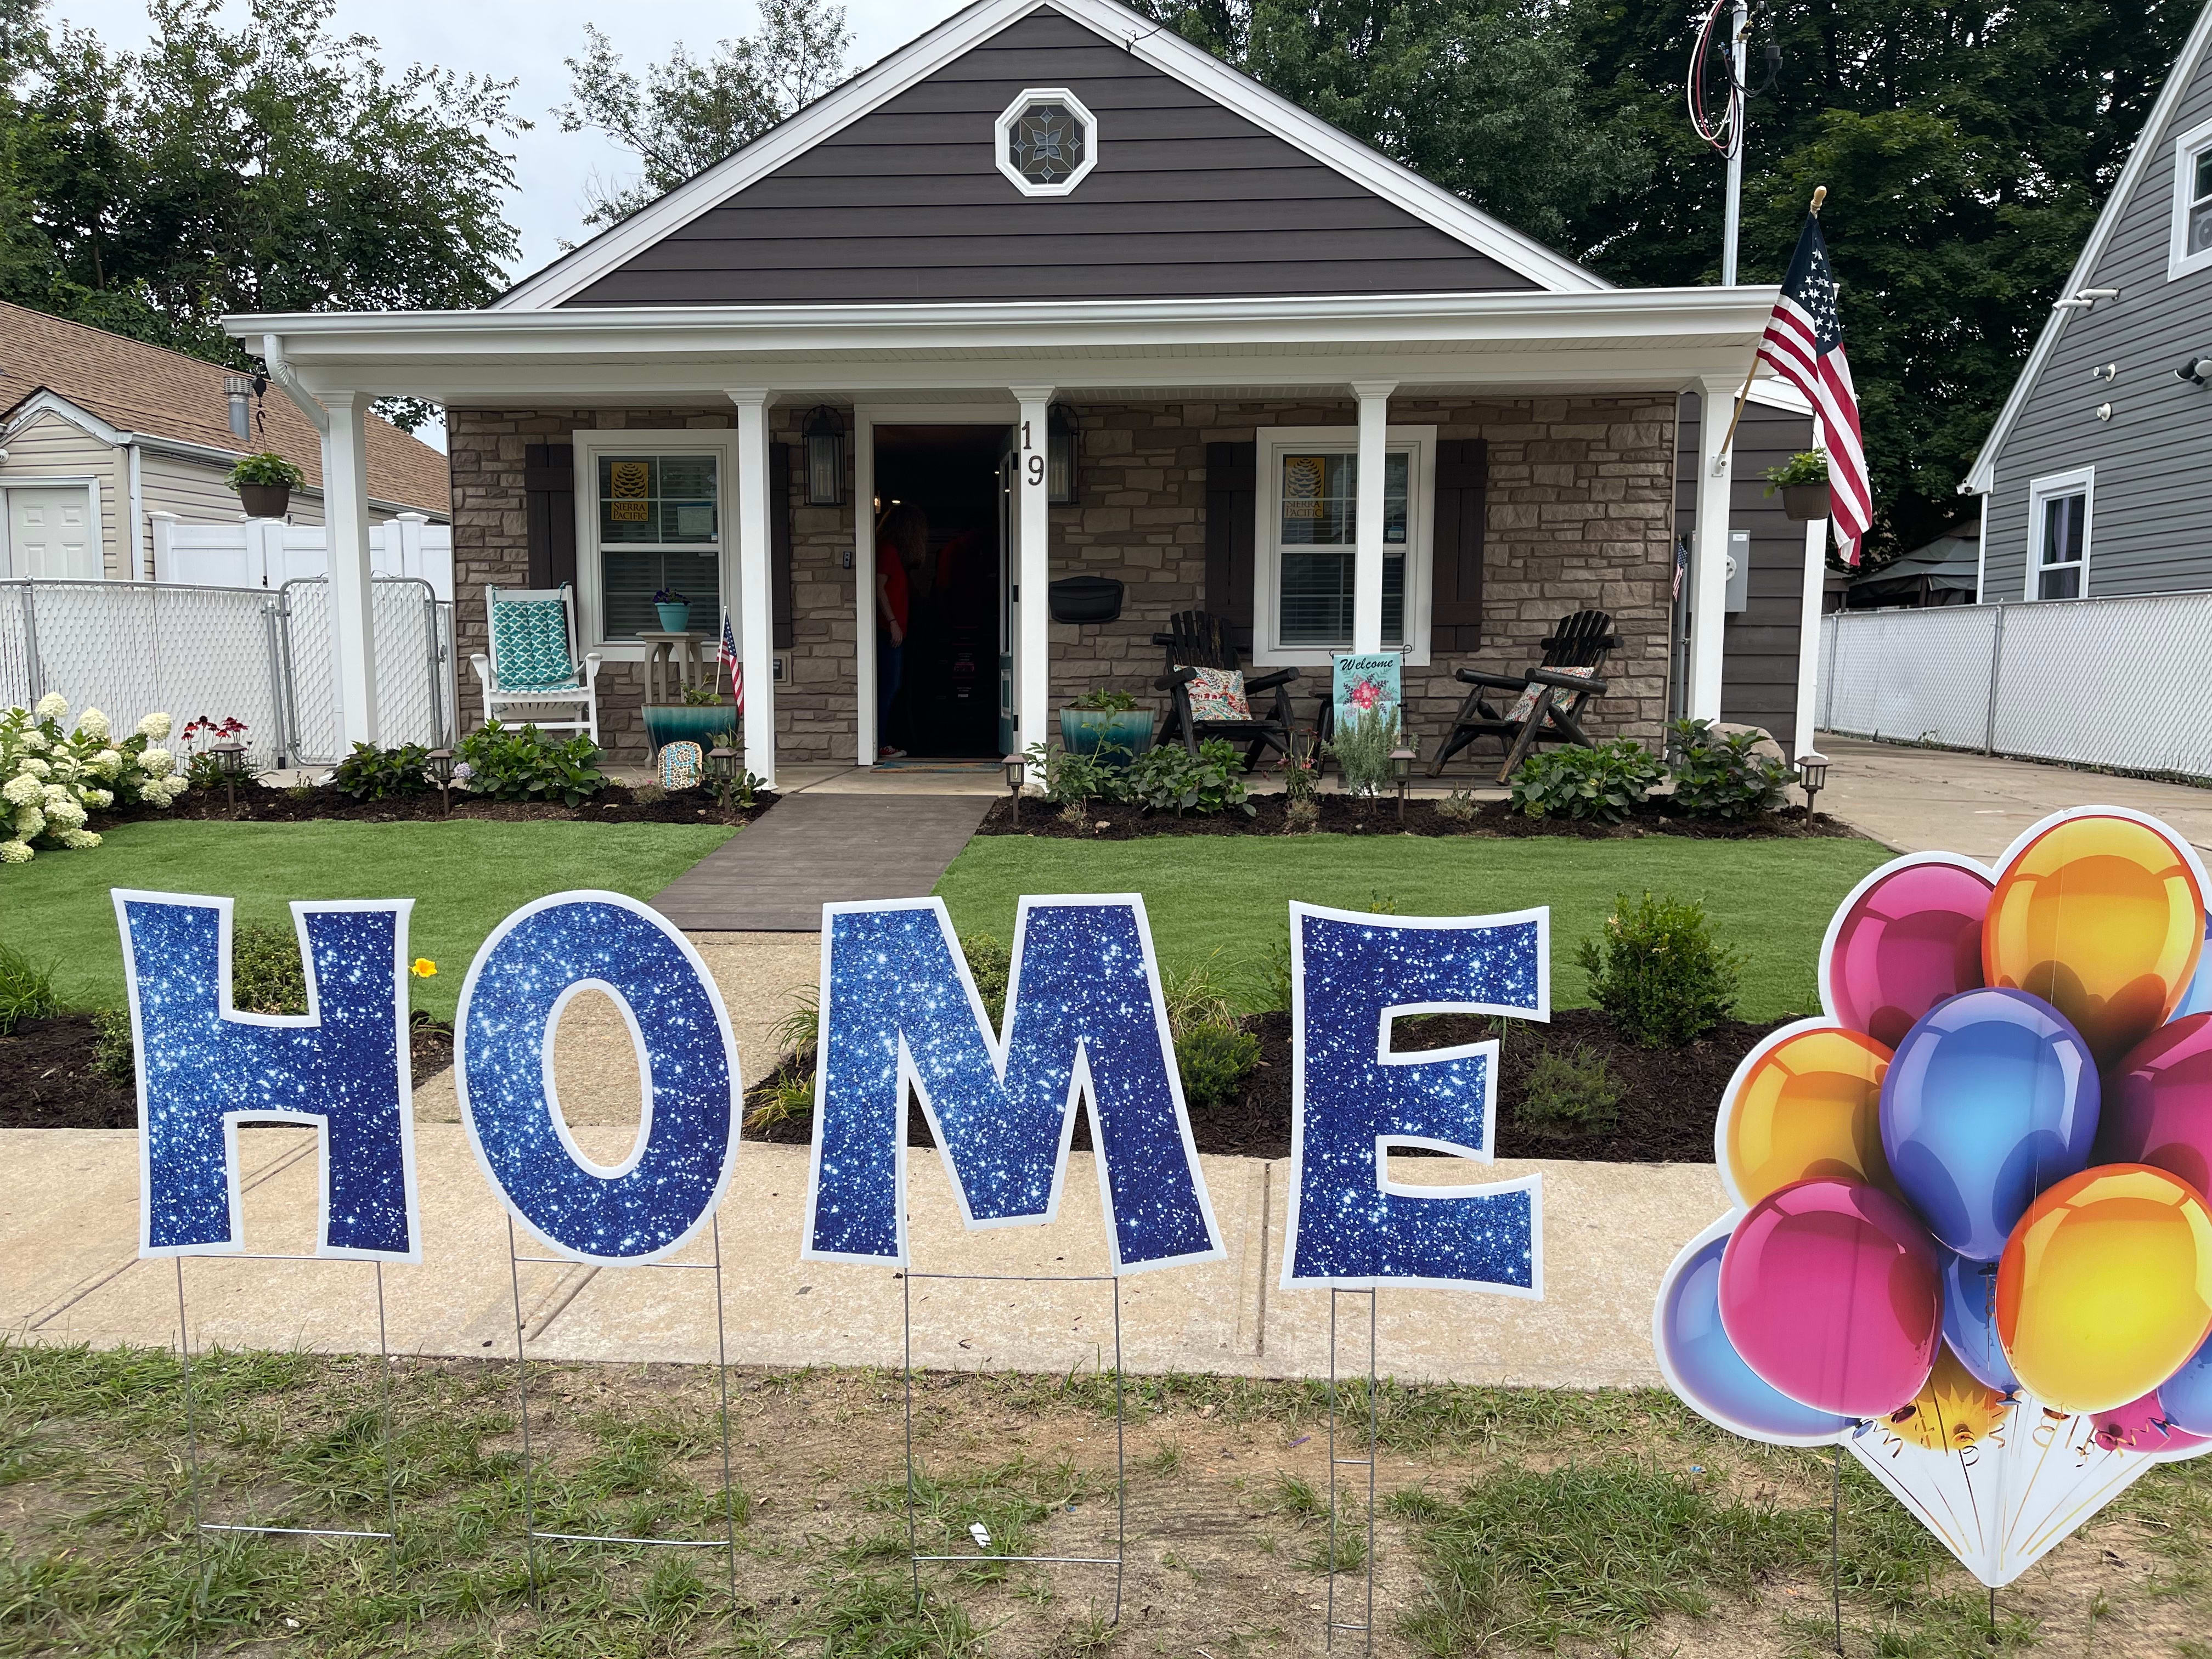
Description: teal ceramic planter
642,703,732,760
1059,708,1154,765
654,602,692,633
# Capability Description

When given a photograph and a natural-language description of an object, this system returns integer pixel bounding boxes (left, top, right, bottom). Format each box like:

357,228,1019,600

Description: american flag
1754,215,1871,566
719,607,744,713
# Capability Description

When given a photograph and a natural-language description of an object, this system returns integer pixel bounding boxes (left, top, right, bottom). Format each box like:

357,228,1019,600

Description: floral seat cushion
491,599,583,691
1504,664,1595,725
1179,665,1250,723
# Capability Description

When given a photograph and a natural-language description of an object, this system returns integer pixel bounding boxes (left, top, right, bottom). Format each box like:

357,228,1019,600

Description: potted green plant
1764,450,1832,521
227,452,305,519
642,678,729,759
1059,687,1153,764
652,588,692,632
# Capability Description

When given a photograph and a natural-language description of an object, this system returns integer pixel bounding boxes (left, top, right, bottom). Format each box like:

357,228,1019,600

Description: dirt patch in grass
979,793,1863,842
0,1012,454,1130
744,1007,1776,1164
97,780,776,828
4,1344,2207,1657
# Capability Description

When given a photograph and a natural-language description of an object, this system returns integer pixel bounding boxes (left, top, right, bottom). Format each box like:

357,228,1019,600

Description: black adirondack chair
1151,610,1301,770
1427,609,1617,783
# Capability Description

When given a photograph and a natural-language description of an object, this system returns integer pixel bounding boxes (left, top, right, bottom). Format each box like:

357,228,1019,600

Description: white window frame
995,87,1098,197
2025,465,2094,601
2171,114,2212,280
0,477,105,580
570,430,739,659
1251,425,1436,668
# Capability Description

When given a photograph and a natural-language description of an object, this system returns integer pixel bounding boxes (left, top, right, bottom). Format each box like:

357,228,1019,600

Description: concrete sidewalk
1816,734,2212,862
4,1125,1721,1388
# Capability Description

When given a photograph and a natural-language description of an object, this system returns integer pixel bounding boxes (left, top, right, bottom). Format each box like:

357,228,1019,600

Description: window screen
2037,490,2086,600
1276,450,1407,647
2191,149,2212,257
596,454,720,638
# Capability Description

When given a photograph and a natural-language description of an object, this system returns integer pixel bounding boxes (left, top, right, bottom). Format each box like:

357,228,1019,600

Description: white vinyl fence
1820,593,2212,778
150,513,453,599
0,577,456,768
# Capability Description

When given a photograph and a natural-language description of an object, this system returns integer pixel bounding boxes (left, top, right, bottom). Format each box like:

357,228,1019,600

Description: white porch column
729,389,777,789
1012,383,1054,758
1688,375,1737,723
1350,381,1396,653
320,388,379,746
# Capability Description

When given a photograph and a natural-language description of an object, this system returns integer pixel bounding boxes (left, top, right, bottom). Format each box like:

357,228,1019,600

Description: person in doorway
876,501,924,759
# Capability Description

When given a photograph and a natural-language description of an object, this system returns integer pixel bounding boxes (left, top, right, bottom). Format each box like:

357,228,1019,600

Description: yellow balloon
1996,1165,2212,1415
1885,1347,2008,1452
1721,1025,1893,1204
1984,812,2204,1065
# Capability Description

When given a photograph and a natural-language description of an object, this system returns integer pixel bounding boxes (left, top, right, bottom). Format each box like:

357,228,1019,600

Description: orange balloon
1996,1165,2212,1415
1984,813,2204,1064
1721,1025,1893,1204
1886,1347,2008,1452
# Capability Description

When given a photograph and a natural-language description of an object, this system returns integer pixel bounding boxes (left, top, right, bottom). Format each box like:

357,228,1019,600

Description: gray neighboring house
1967,1,2212,601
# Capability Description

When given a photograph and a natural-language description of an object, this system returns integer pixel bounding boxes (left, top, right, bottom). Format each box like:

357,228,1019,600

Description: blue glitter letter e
804,896,1221,1273
118,891,419,1261
1282,902,1548,1293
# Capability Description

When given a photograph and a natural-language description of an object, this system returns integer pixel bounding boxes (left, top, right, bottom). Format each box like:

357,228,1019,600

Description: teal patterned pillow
492,599,580,690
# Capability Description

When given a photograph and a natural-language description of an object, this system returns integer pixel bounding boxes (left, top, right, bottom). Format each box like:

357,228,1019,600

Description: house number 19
1022,420,1043,487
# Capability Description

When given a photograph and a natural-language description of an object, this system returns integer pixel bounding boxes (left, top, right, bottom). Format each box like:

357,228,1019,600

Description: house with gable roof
225,0,1821,786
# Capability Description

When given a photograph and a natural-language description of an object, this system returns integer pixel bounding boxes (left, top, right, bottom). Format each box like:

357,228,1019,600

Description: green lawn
0,819,737,1020
934,833,1893,1021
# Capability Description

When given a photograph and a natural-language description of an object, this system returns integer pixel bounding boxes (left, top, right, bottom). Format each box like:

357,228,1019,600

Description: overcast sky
50,0,974,278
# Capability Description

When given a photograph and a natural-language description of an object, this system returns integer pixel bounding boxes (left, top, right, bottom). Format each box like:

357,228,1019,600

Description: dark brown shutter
523,443,576,590
1204,441,1256,647
770,441,795,650
1429,437,1487,654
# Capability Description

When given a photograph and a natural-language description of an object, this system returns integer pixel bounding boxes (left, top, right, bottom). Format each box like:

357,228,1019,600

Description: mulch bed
979,793,1858,840
0,1014,455,1130
743,1005,1785,1164
95,782,777,828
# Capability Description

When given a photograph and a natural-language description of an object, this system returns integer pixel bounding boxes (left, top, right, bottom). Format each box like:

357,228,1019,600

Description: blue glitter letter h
119,894,415,1260
1283,904,1547,1291
805,897,1220,1272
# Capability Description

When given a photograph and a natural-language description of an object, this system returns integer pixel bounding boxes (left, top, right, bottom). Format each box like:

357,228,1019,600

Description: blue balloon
2162,1334,2212,1435
1660,1233,1857,1441
2176,916,2212,1019
1880,988,2100,1260
1939,1248,2021,1392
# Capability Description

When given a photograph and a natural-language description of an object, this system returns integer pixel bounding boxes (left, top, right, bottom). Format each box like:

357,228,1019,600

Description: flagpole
1712,184,1826,475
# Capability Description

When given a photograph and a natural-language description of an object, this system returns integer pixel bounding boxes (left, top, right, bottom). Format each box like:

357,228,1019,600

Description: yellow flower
410,958,437,979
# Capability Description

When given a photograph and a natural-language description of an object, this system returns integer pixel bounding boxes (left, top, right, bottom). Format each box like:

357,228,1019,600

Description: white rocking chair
469,585,604,742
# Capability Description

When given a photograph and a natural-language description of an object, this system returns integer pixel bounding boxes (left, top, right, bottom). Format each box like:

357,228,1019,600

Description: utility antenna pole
1722,0,1748,285
1690,0,1776,285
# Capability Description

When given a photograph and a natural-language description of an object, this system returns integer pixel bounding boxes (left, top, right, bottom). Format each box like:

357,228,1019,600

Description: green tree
556,0,853,229
0,0,523,427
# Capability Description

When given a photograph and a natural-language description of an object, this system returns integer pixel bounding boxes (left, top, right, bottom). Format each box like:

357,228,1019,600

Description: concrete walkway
1816,734,2212,861
650,792,993,931
4,1126,1722,1387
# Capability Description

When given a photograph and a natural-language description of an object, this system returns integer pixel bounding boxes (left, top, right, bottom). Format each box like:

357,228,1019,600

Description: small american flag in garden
719,608,743,713
1755,213,1871,566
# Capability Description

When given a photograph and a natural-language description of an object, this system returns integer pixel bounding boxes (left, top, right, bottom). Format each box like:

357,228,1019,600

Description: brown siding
1674,393,1818,757
566,8,1537,307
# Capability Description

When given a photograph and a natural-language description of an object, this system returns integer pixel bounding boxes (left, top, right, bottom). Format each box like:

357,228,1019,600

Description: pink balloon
1719,1177,1944,1419
2098,1014,2212,1198
1826,860,1993,1049
2091,1390,2212,1454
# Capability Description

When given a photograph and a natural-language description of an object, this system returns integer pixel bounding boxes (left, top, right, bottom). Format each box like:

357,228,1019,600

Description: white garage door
5,486,99,579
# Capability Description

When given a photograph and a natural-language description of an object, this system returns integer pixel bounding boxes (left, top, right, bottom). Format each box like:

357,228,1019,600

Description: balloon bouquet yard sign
1656,806,2212,1588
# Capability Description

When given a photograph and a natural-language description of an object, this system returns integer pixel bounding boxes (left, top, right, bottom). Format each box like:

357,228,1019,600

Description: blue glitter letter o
459,894,740,1263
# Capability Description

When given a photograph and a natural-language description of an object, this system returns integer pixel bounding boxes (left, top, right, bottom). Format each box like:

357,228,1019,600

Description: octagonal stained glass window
996,89,1096,195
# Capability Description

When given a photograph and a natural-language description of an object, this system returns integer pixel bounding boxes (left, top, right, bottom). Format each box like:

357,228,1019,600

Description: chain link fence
0,577,454,769
1820,594,2212,778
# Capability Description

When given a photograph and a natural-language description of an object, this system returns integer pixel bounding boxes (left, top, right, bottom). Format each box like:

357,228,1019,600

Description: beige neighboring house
0,301,449,582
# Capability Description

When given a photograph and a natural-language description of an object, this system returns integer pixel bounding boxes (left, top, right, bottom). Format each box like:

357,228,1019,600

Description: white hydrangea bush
0,698,185,864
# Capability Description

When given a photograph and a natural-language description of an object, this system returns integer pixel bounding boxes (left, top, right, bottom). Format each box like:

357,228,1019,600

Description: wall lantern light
1047,403,1078,505
805,406,845,507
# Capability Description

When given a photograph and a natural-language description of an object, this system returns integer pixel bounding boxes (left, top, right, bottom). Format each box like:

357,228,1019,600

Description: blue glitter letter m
117,892,417,1261
804,896,1221,1273
1283,902,1548,1293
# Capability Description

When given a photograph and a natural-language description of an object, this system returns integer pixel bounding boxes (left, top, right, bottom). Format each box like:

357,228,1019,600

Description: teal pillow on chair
492,599,581,690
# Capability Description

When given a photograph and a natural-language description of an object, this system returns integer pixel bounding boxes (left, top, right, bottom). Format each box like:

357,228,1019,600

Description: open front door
997,435,1018,757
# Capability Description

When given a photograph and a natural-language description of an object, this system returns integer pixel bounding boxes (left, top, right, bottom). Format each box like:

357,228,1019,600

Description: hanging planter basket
236,483,292,519
1781,483,1831,521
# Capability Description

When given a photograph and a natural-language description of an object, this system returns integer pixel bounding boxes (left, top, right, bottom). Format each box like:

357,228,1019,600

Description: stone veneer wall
447,396,1675,767
1046,396,1679,752
446,408,859,764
